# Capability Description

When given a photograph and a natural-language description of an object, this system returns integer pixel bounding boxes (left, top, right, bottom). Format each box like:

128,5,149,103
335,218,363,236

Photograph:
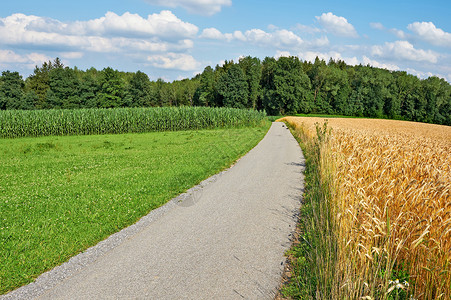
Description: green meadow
0,123,269,294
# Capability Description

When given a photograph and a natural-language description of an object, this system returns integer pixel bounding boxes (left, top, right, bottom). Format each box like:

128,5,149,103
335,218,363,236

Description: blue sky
1,0,450,81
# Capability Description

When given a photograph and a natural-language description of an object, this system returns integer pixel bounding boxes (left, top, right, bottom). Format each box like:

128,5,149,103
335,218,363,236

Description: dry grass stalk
281,117,451,299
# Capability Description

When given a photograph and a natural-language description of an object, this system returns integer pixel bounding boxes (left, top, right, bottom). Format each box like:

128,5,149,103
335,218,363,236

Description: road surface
4,122,305,300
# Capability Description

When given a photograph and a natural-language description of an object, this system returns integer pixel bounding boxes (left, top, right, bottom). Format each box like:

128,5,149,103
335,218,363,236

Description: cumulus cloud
275,50,292,59
147,53,201,71
243,29,270,44
316,12,358,38
361,56,399,71
0,49,28,64
370,22,408,39
408,21,451,47
27,53,53,65
199,27,304,48
405,68,435,79
142,0,231,16
0,12,203,72
372,40,439,63
389,28,408,39
276,51,398,72
199,27,225,39
23,11,198,40
244,28,303,47
270,29,304,47
295,23,321,34
199,28,245,42
405,68,451,82
231,30,246,41
0,12,196,55
298,51,359,65
370,22,385,30
0,49,51,68
59,52,84,59
271,51,407,73
199,26,330,54
306,36,329,48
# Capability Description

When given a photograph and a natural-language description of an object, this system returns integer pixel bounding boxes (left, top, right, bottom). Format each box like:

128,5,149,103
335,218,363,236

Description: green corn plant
0,107,267,138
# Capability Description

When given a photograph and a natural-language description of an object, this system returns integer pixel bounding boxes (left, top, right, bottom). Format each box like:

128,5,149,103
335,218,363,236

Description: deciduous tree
216,64,248,109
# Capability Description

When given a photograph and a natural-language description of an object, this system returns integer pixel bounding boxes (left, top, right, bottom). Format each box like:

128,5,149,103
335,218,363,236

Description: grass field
0,123,270,294
280,117,451,299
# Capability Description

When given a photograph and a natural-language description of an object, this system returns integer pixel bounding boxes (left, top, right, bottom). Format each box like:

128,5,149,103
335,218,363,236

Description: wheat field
281,117,451,299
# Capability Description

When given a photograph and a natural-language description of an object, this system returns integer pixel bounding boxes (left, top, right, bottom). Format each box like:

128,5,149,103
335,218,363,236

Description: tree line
1,56,450,125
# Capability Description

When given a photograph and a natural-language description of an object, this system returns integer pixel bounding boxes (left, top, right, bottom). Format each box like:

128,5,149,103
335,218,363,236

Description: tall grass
0,107,267,138
280,120,338,299
281,117,451,299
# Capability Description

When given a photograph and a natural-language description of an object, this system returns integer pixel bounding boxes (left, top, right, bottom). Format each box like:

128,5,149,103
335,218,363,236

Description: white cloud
275,50,291,59
199,27,304,48
59,52,84,59
26,53,52,65
370,22,408,39
271,51,419,74
295,23,321,34
142,0,231,16
0,49,51,68
0,12,196,54
370,22,385,30
200,27,225,39
244,29,272,44
0,12,202,72
298,51,359,65
316,12,358,38
242,28,304,48
278,51,398,72
0,49,27,64
273,50,403,70
276,29,304,47
306,36,329,48
405,68,450,82
407,68,430,78
147,53,201,71
257,29,303,47
361,56,399,70
231,30,246,41
25,11,198,40
408,22,451,48
389,28,408,39
372,40,439,63
405,68,436,79
199,28,246,42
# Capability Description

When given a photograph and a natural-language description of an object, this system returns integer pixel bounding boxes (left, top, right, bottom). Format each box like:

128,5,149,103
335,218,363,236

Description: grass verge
0,123,270,294
279,121,337,299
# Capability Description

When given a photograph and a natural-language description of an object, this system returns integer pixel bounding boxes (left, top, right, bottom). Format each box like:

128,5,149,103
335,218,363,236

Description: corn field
0,107,267,138
282,117,451,299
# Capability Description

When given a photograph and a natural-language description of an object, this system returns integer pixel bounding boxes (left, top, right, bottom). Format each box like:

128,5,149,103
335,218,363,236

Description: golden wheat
281,117,451,299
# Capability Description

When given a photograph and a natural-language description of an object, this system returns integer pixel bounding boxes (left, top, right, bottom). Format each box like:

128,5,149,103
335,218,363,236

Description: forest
1,56,450,125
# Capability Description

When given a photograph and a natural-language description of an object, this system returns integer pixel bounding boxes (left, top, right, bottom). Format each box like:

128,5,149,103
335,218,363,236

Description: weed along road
5,122,305,300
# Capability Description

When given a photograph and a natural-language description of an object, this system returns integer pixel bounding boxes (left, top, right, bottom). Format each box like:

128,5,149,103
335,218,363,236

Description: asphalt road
4,122,305,300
